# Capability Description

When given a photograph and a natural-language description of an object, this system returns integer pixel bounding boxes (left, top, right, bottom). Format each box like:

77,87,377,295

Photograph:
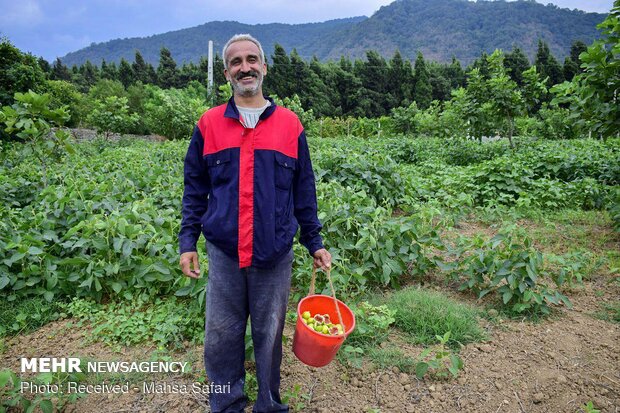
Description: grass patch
366,346,416,374
385,287,485,347
0,297,63,337
595,301,620,324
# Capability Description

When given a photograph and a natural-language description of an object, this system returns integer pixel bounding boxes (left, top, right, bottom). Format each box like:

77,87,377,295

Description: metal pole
208,40,214,104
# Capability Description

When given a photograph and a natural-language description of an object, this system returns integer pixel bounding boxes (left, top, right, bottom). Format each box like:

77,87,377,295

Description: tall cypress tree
264,44,293,99
535,40,564,86
413,52,432,109
445,56,466,90
132,51,149,84
100,60,118,81
118,58,133,88
563,40,587,80
51,58,71,81
388,50,414,106
157,47,179,89
355,50,393,115
82,60,99,87
504,46,530,86
38,57,51,75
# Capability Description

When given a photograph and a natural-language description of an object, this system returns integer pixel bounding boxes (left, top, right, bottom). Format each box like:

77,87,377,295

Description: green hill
60,0,607,66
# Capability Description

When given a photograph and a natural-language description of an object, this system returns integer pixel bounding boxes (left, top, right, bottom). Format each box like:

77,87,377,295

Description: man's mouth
236,71,258,81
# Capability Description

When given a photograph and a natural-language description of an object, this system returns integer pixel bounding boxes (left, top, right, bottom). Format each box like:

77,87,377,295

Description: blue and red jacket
179,97,324,268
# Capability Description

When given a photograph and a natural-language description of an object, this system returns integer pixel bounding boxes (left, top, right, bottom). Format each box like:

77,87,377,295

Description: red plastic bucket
292,294,356,367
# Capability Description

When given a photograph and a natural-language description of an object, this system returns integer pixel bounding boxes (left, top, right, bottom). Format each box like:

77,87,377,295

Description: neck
234,93,267,108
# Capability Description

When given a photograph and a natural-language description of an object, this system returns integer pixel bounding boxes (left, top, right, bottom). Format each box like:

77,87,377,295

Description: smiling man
179,34,331,413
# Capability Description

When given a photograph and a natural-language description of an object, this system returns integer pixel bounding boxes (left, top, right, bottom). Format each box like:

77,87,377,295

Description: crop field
0,134,618,412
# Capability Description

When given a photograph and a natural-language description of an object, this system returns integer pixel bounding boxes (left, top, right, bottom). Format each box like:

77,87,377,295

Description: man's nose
240,59,251,72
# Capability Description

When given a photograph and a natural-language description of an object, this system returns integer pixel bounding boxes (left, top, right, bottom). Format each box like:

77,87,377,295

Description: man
179,33,331,413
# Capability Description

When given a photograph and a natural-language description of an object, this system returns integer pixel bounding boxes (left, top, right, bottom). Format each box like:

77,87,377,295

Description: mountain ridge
60,0,607,66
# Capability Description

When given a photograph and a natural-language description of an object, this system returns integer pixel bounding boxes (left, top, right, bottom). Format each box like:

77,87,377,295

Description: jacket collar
224,96,277,121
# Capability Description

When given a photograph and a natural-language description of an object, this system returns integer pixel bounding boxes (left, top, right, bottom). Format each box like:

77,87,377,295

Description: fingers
180,252,200,278
313,249,332,271
191,254,200,276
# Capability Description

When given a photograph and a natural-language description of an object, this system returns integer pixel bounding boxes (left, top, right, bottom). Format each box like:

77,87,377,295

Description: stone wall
61,128,167,142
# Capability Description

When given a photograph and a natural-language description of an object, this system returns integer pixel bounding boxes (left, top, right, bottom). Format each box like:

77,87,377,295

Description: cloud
0,0,44,27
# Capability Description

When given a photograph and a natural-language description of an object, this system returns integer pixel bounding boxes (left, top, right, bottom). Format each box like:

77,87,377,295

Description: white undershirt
237,101,271,129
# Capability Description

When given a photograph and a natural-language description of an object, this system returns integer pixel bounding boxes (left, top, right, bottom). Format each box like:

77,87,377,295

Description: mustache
235,70,259,80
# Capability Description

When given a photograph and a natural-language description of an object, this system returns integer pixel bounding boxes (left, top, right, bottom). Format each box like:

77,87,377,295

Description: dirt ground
2,275,618,413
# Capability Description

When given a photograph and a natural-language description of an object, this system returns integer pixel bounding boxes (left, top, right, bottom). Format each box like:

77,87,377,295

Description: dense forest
0,36,589,120
59,0,606,67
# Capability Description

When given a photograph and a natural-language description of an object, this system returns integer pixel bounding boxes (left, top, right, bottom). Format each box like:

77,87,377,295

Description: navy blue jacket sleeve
293,130,324,256
179,126,210,254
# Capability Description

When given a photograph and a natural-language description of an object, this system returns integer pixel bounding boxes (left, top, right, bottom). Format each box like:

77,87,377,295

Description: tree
463,67,494,141
156,47,179,89
353,51,392,117
0,91,73,185
485,50,523,148
43,80,85,127
445,57,466,90
264,44,293,99
50,58,71,82
428,65,452,102
100,60,118,81
413,52,432,109
86,96,140,138
81,60,99,89
552,3,620,139
504,46,531,86
535,40,564,86
118,58,134,88
329,58,363,115
143,86,208,139
388,50,413,106
38,57,51,75
305,56,338,116
0,38,47,106
132,51,149,84
563,40,587,80
520,66,547,116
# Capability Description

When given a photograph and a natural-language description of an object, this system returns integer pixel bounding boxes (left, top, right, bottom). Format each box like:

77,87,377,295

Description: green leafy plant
448,227,571,315
581,401,601,413
282,384,311,412
414,332,464,380
62,296,204,348
86,95,140,138
0,367,86,413
346,302,396,348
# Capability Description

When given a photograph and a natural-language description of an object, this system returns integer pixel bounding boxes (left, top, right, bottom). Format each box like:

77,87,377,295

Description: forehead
226,40,261,62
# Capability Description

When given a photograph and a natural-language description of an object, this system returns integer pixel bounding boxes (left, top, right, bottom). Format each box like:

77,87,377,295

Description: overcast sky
0,0,614,62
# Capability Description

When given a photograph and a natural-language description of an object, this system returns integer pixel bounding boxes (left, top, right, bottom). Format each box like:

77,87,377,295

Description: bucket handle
309,266,347,337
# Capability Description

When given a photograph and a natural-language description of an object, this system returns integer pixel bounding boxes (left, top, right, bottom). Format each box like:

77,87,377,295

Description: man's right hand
180,251,201,278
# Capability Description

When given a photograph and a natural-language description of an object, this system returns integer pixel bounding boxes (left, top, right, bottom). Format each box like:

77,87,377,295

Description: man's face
224,40,267,98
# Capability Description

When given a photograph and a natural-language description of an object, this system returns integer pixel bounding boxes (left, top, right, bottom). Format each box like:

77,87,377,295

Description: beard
230,69,263,97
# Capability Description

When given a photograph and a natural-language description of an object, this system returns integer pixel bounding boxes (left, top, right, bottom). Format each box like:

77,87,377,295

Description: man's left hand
313,248,331,271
